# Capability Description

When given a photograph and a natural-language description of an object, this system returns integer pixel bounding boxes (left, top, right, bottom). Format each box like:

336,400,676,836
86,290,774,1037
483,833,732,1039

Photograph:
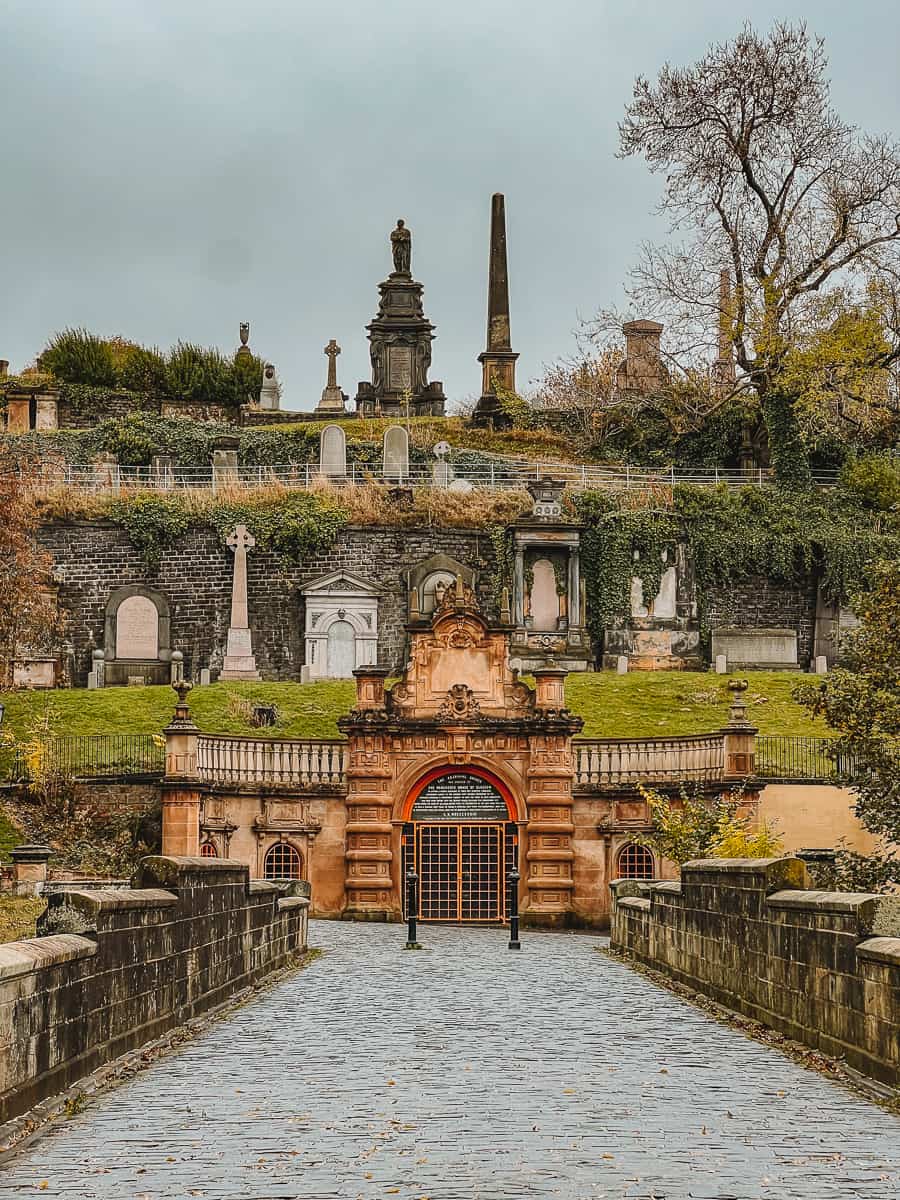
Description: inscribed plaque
412,773,508,821
387,346,412,390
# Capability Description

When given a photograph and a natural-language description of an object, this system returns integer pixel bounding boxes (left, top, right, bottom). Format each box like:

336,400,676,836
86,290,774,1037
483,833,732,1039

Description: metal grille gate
406,823,510,922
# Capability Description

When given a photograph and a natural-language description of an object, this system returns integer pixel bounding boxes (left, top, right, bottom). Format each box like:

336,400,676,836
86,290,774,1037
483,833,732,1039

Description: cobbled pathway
2,921,899,1199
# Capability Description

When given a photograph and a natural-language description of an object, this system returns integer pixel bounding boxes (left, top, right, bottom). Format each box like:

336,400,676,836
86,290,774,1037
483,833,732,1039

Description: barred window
264,842,303,880
616,843,654,879
200,841,218,858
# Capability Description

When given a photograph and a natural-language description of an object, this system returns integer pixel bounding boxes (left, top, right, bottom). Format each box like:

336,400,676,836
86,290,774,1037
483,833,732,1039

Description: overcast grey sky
4,1,900,411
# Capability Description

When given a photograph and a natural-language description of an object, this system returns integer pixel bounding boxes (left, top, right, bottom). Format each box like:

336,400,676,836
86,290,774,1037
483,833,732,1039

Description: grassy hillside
0,671,827,753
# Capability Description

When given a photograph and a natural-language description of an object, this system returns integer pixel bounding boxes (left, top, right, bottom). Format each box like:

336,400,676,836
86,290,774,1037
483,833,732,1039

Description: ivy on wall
105,492,349,572
573,483,900,644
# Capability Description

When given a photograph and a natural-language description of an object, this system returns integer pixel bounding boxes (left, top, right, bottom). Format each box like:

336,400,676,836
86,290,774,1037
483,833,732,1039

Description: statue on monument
391,219,411,275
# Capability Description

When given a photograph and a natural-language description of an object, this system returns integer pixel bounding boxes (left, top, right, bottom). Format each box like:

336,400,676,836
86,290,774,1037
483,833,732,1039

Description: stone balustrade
573,734,725,787
197,735,348,787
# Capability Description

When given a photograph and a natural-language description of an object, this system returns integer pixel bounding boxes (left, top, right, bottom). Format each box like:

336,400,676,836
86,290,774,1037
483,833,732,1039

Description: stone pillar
524,667,576,927
0,360,8,378
161,681,201,857
10,845,51,896
474,192,519,427
722,678,757,779
513,548,525,626
87,648,105,689
342,666,398,921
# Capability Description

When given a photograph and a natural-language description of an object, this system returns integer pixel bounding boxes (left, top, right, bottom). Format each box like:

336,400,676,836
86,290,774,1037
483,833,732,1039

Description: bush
839,454,900,510
165,342,234,406
115,344,169,394
39,329,116,387
233,353,264,406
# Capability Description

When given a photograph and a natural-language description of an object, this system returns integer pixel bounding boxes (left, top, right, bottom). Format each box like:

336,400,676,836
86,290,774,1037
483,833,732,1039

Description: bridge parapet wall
610,858,900,1088
0,856,309,1127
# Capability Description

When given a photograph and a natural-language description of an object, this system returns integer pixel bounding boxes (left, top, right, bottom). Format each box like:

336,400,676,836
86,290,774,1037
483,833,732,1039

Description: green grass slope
1,671,826,752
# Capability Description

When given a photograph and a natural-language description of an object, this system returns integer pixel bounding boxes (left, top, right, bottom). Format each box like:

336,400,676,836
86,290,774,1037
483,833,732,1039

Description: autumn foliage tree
613,22,900,483
0,446,61,688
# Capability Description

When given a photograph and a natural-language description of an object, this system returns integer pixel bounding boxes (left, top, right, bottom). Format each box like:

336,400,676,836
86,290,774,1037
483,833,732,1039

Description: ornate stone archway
338,578,583,925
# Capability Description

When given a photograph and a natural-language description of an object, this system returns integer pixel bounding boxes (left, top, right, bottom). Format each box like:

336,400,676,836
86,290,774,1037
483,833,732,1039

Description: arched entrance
402,767,519,923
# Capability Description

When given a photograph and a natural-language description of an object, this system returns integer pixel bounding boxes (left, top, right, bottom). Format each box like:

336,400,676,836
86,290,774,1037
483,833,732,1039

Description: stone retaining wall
0,856,309,1124
610,858,900,1088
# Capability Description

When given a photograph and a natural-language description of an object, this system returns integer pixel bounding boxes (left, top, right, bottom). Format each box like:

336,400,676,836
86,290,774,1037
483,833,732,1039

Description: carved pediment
300,570,380,597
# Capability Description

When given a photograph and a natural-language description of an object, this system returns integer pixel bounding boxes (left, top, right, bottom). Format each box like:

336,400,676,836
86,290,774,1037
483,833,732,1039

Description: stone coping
682,857,792,872
856,936,900,965
63,888,178,912
617,896,651,913
277,896,311,912
767,889,881,913
0,935,97,982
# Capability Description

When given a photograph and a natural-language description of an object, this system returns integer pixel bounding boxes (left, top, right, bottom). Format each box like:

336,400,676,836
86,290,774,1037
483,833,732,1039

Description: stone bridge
2,920,898,1198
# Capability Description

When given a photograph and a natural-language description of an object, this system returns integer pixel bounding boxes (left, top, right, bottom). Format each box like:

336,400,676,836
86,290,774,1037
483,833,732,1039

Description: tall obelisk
473,193,519,428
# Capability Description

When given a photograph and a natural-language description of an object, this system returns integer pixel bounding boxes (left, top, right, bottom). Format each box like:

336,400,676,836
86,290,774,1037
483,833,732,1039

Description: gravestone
317,340,347,413
616,655,628,675
5,397,30,433
715,654,727,674
34,395,58,431
220,524,261,680
710,627,798,670
448,478,473,494
383,425,409,481
212,438,240,489
93,452,118,489
151,455,174,488
260,363,279,410
116,595,159,660
320,424,347,478
87,649,105,690
432,441,453,487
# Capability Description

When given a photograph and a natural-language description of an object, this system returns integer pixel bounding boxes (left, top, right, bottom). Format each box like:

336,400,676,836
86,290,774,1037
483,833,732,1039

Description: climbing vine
105,491,348,572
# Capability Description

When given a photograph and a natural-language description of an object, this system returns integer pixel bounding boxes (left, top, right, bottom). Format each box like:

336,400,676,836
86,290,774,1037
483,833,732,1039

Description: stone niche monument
104,585,172,685
354,220,446,418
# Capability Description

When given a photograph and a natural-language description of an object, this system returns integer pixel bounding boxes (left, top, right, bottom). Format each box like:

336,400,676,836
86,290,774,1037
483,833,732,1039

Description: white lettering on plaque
388,346,412,390
116,595,159,660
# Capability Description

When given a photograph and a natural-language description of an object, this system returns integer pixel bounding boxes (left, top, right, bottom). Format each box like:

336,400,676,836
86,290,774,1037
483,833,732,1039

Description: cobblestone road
2,921,899,1199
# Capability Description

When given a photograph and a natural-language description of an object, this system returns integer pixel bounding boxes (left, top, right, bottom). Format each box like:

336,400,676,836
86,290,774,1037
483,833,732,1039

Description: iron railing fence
754,735,858,781
23,459,843,496
9,733,165,781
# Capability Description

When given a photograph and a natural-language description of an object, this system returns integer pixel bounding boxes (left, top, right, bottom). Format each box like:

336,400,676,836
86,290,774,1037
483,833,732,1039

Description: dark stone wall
39,521,496,685
610,860,900,1088
0,856,308,1125
705,574,818,664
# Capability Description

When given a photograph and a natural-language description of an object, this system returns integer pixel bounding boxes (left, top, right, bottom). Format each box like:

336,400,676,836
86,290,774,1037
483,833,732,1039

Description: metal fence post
507,868,521,950
404,869,423,949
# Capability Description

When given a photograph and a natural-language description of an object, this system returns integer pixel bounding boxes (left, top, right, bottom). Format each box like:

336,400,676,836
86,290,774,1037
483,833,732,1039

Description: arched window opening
264,842,303,880
200,841,218,858
616,843,655,880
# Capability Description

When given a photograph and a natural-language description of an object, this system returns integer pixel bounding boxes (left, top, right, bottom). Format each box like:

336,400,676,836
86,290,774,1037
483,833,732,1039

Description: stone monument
354,220,446,418
316,339,348,414
220,524,261,680
259,363,279,410
473,193,519,429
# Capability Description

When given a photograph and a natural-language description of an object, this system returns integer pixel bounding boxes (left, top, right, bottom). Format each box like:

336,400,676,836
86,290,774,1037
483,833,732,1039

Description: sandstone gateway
160,577,756,927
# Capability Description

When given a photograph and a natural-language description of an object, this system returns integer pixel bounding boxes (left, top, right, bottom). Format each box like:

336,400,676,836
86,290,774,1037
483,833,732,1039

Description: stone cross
226,524,255,631
324,339,341,389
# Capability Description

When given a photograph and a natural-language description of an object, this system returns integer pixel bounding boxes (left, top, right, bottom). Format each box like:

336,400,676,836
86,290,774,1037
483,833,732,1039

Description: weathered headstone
34,395,58,431
383,425,409,481
116,595,160,660
87,649,105,690
715,653,728,674
320,424,347,478
151,455,174,489
814,655,828,675
432,441,453,487
260,363,279,410
5,396,30,433
616,655,628,675
199,667,211,686
212,437,240,489
220,524,261,680
448,478,473,494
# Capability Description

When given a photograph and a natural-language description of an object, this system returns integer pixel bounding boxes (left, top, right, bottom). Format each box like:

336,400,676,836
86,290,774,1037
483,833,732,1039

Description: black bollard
507,867,521,950
404,868,423,950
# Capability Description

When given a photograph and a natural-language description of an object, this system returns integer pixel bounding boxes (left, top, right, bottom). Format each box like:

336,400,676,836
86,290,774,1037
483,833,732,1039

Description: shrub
839,454,900,511
115,344,169,394
232,353,264,406
165,342,234,406
39,329,116,387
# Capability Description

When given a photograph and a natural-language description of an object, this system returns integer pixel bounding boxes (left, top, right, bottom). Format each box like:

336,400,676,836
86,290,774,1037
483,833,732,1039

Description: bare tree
614,21,900,482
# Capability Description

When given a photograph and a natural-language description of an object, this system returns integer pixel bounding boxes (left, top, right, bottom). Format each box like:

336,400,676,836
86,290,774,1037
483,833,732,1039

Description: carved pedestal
343,734,398,920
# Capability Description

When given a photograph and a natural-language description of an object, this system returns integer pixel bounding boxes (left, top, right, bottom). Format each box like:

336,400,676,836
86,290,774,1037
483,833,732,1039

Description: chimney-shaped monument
473,193,519,428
